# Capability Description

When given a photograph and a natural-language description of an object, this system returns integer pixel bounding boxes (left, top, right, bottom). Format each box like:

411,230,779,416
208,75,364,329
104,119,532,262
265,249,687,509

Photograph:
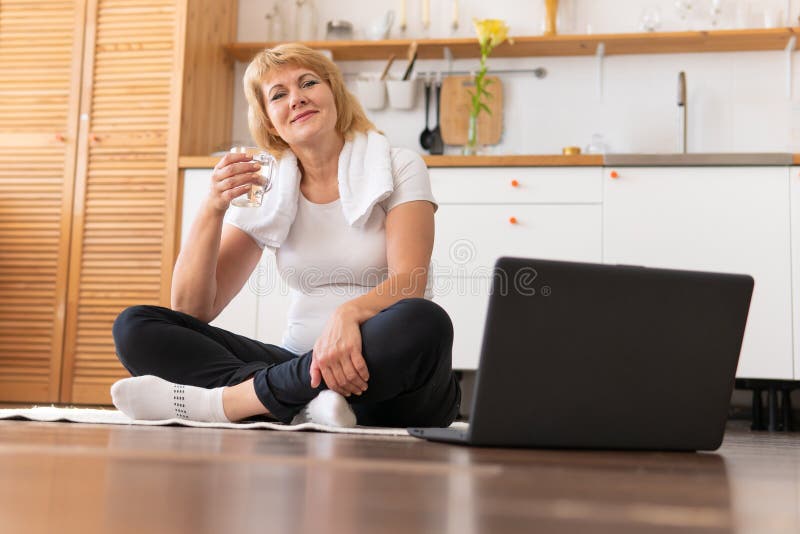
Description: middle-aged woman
109,44,461,428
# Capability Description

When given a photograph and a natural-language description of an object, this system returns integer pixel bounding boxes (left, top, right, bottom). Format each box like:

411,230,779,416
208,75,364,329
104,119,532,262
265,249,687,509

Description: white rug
0,406,467,437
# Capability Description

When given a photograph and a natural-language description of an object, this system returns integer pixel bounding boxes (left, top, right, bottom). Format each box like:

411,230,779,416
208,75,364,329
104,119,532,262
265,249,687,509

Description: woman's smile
291,110,318,123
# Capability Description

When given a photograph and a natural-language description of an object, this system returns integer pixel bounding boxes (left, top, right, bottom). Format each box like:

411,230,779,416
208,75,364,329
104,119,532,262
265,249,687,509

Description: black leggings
111,297,461,427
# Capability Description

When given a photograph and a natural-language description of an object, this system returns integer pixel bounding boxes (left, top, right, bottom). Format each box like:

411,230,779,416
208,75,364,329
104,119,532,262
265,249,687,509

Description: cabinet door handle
509,216,518,225
90,133,100,143
54,133,66,143
510,179,519,187
610,170,619,179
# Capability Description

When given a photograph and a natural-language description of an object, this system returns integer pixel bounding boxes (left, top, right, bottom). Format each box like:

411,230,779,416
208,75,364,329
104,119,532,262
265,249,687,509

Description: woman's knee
112,305,171,370
390,298,454,345
366,298,454,367
113,305,158,342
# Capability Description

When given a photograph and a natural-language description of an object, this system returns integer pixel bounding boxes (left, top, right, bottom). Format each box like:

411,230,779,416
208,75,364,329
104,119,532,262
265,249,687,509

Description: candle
399,0,406,30
422,0,430,29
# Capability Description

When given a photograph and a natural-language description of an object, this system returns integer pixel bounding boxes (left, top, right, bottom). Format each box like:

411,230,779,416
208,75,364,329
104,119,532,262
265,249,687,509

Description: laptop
409,256,754,451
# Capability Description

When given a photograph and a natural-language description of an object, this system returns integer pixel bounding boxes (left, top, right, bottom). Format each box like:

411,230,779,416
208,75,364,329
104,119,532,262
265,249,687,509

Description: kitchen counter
178,153,800,169
605,153,795,166
178,155,603,168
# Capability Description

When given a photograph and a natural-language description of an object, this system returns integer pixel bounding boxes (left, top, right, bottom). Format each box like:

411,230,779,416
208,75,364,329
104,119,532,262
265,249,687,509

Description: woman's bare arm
171,153,266,322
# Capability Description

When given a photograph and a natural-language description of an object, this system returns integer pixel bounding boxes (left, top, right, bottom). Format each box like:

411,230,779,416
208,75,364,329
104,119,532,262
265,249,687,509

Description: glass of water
229,146,275,208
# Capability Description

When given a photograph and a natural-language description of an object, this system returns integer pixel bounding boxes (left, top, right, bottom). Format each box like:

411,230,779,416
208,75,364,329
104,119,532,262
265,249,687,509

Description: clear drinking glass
584,133,609,155
640,7,662,32
709,0,723,27
229,146,275,208
675,0,694,30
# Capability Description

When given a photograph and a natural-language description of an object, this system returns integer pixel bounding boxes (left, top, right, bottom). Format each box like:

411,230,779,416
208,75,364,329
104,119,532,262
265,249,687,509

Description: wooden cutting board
440,75,503,145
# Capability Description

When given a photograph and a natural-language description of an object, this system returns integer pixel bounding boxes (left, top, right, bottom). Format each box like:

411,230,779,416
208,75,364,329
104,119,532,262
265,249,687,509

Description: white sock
110,375,230,423
290,390,357,427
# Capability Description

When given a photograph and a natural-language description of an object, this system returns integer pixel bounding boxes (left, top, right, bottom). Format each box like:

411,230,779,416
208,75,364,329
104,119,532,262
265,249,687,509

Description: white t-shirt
224,147,437,354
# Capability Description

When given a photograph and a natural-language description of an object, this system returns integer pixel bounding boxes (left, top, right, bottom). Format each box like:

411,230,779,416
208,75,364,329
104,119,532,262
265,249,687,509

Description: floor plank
0,419,797,533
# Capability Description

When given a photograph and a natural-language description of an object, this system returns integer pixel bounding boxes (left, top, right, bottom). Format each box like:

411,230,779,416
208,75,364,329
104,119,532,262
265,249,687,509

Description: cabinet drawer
432,204,602,276
429,167,602,204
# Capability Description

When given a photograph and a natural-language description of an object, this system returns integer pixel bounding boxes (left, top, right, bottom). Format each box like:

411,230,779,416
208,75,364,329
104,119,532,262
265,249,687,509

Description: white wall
230,0,800,155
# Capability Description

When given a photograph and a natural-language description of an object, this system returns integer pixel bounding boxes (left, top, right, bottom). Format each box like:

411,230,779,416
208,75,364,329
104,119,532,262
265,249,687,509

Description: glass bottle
295,0,318,41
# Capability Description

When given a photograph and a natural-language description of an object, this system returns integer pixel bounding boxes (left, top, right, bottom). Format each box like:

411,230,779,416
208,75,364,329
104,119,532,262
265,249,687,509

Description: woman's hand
207,152,264,213
310,306,370,397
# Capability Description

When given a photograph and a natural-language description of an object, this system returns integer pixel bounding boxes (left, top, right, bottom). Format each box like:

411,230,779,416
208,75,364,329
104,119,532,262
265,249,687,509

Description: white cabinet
430,167,603,370
792,167,800,380
183,163,798,380
603,166,793,380
429,166,602,204
181,169,290,345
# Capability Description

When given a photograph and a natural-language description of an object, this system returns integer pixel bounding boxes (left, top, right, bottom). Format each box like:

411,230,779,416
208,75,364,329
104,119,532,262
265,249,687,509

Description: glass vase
463,113,479,156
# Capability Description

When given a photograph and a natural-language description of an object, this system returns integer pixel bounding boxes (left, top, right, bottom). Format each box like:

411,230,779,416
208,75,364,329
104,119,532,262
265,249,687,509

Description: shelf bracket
596,42,606,100
786,35,796,99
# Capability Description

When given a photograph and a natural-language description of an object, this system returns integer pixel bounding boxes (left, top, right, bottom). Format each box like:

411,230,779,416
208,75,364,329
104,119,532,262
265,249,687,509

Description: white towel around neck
228,130,394,250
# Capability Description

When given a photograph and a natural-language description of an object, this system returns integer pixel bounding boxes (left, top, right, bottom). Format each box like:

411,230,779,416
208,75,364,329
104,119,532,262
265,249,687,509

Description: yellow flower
465,18,511,154
472,19,510,50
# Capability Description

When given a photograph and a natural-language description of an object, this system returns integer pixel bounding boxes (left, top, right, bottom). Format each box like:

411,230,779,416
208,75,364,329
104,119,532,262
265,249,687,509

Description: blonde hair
244,44,376,158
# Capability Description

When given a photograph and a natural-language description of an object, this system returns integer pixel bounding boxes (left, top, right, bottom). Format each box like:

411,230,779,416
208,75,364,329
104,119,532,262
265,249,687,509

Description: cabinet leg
768,387,778,432
781,389,793,432
751,388,763,431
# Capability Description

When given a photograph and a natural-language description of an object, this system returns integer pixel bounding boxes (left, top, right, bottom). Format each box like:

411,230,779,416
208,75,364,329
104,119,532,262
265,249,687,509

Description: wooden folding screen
0,0,87,402
59,0,185,402
0,0,237,404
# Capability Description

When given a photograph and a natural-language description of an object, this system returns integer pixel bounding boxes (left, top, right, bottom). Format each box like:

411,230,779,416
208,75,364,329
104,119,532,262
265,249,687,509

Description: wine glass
709,0,724,28
640,7,662,32
675,0,694,30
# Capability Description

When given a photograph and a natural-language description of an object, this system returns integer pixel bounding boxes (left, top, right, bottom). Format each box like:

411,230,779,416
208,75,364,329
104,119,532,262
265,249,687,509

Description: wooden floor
0,418,798,534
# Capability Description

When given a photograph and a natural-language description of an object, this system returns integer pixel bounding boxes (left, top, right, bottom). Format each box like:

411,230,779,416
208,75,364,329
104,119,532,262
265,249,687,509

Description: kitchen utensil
326,20,353,40
402,41,418,81
544,0,559,35
419,78,434,150
379,54,395,81
429,78,444,155
440,75,503,146
438,0,460,36
399,0,407,31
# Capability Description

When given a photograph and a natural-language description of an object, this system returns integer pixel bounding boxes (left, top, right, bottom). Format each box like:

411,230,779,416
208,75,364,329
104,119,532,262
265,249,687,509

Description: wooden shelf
225,27,799,62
